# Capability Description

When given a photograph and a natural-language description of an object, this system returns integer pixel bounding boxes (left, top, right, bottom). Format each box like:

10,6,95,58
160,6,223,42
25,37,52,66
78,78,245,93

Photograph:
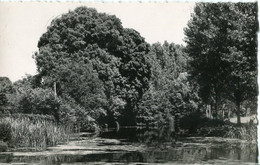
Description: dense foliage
184,2,258,124
137,42,199,126
33,7,151,127
0,77,15,113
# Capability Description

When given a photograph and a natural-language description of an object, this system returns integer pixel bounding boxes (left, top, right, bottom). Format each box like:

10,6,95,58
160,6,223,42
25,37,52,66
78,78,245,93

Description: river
0,127,257,164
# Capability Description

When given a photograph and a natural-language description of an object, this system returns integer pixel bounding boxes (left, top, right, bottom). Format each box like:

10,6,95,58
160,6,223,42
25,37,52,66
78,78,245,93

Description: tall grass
224,124,257,143
0,114,71,150
190,115,257,143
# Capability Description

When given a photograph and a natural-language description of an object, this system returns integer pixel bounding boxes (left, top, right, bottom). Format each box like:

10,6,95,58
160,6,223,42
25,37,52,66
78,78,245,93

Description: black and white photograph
0,1,258,164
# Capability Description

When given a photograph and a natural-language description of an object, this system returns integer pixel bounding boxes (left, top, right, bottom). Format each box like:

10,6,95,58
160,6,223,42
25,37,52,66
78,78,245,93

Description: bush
180,111,208,133
0,141,8,152
180,111,236,137
0,122,11,142
197,125,230,137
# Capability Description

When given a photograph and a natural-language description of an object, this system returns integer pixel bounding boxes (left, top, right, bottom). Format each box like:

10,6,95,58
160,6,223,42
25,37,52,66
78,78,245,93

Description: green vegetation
179,112,257,143
224,125,257,142
0,114,70,150
0,141,8,152
0,3,257,150
34,7,151,127
184,3,258,124
196,124,257,143
137,42,199,126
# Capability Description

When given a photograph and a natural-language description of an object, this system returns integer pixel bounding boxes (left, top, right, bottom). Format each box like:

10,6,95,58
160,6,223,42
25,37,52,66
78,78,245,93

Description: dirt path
229,115,257,124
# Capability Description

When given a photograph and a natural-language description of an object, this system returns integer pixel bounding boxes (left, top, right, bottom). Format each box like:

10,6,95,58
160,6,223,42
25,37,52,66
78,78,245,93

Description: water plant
224,124,257,143
0,114,71,150
196,122,257,143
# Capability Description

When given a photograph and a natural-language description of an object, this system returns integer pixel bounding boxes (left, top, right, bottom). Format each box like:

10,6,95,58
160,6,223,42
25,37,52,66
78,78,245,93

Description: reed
0,114,71,150
224,124,257,143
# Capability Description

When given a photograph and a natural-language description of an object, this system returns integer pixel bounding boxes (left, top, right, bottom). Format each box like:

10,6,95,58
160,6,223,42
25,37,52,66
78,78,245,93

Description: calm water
0,127,257,164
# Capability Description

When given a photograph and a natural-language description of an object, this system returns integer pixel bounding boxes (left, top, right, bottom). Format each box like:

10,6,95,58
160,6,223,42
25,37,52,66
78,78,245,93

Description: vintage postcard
0,1,258,164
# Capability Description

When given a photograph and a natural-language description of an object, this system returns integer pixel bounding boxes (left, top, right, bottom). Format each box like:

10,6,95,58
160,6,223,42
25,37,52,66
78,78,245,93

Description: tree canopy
137,42,199,126
184,2,258,123
34,7,151,126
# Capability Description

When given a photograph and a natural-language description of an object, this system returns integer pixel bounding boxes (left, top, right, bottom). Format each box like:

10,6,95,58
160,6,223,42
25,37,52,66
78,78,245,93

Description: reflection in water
0,127,257,164
100,126,177,146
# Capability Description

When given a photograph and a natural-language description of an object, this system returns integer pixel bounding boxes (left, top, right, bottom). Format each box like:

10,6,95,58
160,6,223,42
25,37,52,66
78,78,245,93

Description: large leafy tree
222,3,258,124
184,3,231,118
34,7,151,126
184,3,258,123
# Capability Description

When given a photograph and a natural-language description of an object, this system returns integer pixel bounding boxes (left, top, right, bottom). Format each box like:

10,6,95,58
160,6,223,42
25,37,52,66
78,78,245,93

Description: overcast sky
0,2,195,82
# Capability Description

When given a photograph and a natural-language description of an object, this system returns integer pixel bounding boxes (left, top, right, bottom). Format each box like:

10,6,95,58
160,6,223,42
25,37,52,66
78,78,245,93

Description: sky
0,2,195,82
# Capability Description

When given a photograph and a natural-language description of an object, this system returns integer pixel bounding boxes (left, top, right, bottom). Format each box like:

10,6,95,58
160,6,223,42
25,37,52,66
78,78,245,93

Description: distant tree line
0,3,257,130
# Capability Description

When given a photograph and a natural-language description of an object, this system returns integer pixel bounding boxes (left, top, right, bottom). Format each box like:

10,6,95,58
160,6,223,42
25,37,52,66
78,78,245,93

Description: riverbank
0,128,257,164
1,112,256,154
179,113,257,143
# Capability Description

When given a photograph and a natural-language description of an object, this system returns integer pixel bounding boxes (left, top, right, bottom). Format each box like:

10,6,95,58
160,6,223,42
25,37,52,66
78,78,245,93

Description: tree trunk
213,102,218,119
236,102,241,125
54,82,57,100
209,105,213,119
209,104,213,119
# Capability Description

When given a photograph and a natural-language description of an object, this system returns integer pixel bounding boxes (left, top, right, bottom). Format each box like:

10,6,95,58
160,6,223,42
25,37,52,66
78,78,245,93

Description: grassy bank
196,124,257,142
0,114,71,151
224,124,257,141
180,112,257,143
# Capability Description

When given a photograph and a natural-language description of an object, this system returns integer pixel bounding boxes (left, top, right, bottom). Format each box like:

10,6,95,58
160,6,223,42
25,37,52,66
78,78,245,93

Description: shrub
0,141,8,152
180,111,208,133
197,125,230,137
0,122,11,142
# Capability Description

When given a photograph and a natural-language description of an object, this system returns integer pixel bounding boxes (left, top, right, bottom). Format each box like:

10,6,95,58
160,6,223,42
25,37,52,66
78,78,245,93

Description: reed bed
0,114,71,150
224,124,257,143
195,119,257,143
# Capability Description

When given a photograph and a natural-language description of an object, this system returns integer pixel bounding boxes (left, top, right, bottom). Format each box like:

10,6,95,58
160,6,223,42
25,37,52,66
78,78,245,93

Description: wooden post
54,82,57,100
115,121,120,132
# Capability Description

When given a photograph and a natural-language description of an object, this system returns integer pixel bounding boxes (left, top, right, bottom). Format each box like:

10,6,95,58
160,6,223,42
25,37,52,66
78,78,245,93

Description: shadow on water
0,127,257,164
100,127,177,146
